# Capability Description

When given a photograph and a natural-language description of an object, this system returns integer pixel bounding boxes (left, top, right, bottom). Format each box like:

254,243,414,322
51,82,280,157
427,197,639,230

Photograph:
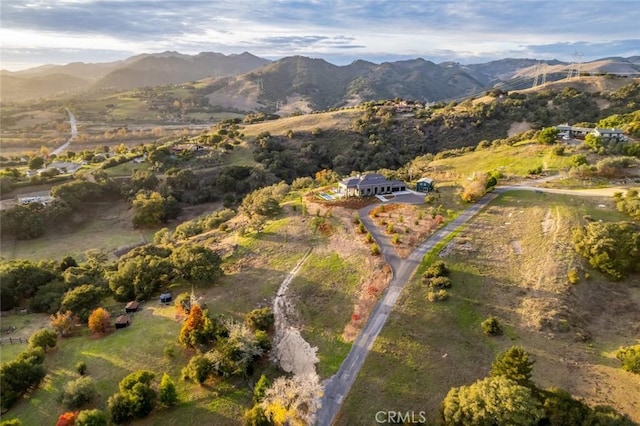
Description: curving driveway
315,182,635,425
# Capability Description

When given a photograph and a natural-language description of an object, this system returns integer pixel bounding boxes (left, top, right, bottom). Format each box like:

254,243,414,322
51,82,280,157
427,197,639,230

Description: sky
1,0,639,71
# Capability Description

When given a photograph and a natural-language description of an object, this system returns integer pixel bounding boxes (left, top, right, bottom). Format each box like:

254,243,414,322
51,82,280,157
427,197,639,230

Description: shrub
358,222,366,234
567,269,580,284
28,328,57,351
570,154,588,167
427,289,449,302
615,344,640,374
391,234,400,245
481,316,503,336
423,260,449,279
245,307,275,332
76,361,87,375
158,373,178,407
75,409,108,426
427,276,452,289
182,355,212,384
365,232,373,243
386,223,395,234
108,392,134,424
371,243,381,255
60,376,97,410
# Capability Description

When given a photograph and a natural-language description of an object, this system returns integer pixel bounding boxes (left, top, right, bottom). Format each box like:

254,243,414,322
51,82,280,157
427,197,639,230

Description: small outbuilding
160,293,172,304
115,314,131,329
416,177,434,193
125,301,139,313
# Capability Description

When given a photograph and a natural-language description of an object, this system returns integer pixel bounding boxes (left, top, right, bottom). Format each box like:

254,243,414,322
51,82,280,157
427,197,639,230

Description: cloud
0,0,639,70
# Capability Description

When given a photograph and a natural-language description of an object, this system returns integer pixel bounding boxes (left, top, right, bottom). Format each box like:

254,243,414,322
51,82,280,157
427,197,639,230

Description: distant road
50,109,77,156
315,182,635,425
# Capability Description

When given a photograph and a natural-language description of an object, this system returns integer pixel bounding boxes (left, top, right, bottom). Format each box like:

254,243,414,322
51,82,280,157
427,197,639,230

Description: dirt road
50,109,77,156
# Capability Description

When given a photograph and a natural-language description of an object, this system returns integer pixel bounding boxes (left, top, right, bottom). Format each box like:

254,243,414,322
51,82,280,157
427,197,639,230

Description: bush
182,355,212,384
426,276,452,289
158,373,178,407
371,243,381,255
481,316,502,336
245,307,275,332
391,234,400,245
567,268,580,284
615,344,640,374
490,346,534,387
75,409,108,426
427,289,449,302
28,328,57,351
423,260,449,279
76,361,87,375
59,376,97,410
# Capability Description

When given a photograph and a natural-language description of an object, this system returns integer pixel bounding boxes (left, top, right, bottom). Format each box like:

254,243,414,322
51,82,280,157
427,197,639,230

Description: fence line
0,337,27,345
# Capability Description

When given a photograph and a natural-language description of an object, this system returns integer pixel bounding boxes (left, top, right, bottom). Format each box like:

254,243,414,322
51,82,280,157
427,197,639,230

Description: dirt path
272,248,319,376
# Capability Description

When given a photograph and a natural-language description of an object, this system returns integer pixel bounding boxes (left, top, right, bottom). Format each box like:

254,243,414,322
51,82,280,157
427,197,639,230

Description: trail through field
272,248,319,376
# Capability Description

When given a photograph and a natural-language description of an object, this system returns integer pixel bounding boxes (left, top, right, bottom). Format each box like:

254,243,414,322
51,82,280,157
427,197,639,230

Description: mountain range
2,51,639,111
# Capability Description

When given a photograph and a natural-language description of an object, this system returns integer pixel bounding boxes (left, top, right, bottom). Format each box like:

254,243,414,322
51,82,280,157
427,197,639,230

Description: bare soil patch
368,204,443,257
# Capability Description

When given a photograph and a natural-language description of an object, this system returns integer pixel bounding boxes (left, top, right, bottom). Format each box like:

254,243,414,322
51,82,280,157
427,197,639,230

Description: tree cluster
0,346,48,411
573,221,640,280
614,189,640,220
180,307,272,384
441,346,635,425
109,244,222,301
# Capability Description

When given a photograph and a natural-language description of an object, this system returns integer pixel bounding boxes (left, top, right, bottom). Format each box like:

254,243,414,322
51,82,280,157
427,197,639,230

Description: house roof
339,173,406,189
115,314,130,324
594,128,624,134
417,177,433,184
125,301,139,309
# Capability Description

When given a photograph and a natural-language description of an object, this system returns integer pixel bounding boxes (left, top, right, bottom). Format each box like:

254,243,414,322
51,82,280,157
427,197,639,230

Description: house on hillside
416,177,435,193
557,123,626,140
338,174,407,197
592,128,625,140
172,144,203,153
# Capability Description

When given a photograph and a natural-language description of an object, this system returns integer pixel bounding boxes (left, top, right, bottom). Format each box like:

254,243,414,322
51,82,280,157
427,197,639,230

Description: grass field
5,201,154,262
430,142,576,180
242,109,358,138
337,190,640,424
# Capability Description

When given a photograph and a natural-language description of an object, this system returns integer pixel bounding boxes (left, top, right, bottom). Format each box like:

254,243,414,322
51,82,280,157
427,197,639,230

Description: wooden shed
125,301,139,313
115,314,131,329
416,177,434,193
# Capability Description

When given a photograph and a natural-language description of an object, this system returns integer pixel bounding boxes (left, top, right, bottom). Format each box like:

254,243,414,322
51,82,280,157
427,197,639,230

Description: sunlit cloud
1,0,639,70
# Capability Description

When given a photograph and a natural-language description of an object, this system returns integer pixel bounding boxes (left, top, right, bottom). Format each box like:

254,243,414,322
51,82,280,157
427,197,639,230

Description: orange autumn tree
88,307,111,334
56,411,77,426
178,304,214,348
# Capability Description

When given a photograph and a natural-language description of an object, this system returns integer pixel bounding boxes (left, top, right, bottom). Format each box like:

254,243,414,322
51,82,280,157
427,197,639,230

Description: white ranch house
338,174,407,197
556,124,626,140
